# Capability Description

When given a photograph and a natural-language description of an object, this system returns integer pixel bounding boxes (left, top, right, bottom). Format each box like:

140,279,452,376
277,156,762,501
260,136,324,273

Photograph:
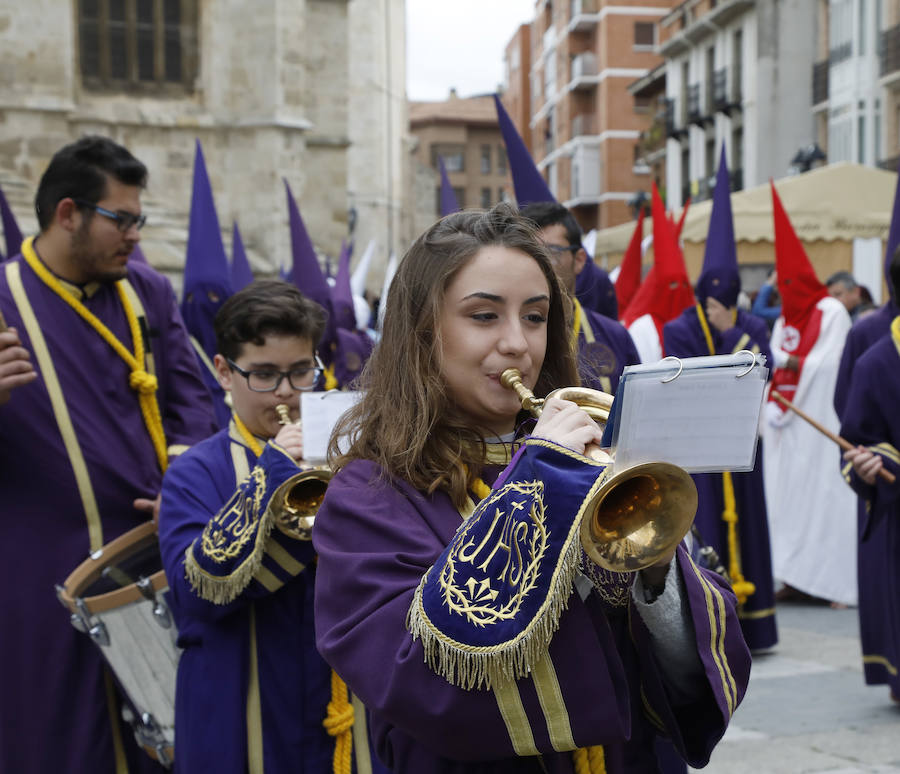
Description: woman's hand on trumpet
274,423,305,462
532,395,605,456
843,445,883,485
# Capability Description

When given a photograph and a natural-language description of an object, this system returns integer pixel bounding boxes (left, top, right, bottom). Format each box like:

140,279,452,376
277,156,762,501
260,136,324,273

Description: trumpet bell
580,462,697,573
269,468,332,541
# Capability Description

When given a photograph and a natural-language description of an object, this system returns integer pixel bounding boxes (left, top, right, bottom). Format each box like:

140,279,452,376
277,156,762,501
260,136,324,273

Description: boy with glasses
158,280,381,773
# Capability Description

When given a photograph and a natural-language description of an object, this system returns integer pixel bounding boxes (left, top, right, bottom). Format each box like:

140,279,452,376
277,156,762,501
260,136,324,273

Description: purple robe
833,300,899,419
839,331,900,696
576,258,618,320
578,307,640,395
314,454,751,773
0,252,216,774
663,306,778,651
158,425,386,773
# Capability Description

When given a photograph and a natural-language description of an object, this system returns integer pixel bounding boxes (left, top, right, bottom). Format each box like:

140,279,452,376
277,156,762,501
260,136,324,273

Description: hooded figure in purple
663,147,777,651
839,251,900,703
835,169,900,698
230,221,254,292
0,182,24,261
181,140,234,428
330,239,373,388
286,183,372,390
493,93,617,320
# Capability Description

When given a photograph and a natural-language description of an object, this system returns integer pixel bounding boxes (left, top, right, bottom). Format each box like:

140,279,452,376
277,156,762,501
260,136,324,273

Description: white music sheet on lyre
611,355,768,473
300,391,362,462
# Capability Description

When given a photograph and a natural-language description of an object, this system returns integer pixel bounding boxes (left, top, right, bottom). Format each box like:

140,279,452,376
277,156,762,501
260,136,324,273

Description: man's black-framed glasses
227,356,324,392
544,243,580,264
75,199,147,232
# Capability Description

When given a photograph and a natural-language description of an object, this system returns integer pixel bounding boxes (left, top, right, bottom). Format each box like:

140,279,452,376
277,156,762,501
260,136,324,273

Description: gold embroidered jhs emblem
200,467,266,563
439,481,548,626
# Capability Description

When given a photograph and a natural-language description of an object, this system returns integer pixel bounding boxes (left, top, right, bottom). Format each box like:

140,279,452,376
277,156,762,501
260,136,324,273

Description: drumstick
771,390,896,484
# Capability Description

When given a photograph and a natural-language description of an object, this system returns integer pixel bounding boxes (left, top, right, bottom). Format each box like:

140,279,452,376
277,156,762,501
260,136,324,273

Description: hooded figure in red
622,183,694,361
761,181,856,608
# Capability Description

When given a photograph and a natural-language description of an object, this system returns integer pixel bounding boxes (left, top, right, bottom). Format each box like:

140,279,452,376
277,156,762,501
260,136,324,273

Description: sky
406,0,537,102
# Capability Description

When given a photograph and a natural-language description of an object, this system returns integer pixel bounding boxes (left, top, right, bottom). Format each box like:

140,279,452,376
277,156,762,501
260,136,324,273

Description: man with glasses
0,135,216,773
521,201,641,395
157,280,385,774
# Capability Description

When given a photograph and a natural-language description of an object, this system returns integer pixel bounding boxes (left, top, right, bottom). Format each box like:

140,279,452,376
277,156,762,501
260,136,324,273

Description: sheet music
608,354,768,473
300,391,362,462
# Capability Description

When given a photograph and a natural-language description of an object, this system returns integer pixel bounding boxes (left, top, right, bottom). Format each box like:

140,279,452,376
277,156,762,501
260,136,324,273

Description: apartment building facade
408,94,512,219
515,0,679,231
659,0,818,209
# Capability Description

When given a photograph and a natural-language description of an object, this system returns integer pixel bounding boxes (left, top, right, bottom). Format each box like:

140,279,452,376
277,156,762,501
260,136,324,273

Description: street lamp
790,143,827,174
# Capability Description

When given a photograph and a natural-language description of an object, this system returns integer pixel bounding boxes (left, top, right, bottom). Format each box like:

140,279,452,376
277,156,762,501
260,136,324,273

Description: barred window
79,0,198,93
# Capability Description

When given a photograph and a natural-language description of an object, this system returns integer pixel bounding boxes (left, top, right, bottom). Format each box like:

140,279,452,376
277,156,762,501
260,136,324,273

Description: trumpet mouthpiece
275,404,292,425
499,368,522,390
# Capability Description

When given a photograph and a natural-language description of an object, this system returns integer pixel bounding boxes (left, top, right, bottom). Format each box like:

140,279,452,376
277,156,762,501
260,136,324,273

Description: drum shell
58,521,178,766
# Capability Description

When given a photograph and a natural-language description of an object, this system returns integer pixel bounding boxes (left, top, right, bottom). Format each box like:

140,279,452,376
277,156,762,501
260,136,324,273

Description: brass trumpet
500,369,697,573
267,404,332,541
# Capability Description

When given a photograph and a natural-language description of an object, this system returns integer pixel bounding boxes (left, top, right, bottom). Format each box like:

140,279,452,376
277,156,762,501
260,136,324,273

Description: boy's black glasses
227,356,324,392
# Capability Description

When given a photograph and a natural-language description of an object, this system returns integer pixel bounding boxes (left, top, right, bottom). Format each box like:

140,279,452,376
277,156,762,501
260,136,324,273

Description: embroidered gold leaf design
200,467,267,563
439,481,549,626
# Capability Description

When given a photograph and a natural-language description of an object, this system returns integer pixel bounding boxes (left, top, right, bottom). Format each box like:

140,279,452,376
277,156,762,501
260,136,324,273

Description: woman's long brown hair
328,203,579,508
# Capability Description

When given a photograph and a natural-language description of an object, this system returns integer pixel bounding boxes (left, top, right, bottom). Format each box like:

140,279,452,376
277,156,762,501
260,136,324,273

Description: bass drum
57,521,178,768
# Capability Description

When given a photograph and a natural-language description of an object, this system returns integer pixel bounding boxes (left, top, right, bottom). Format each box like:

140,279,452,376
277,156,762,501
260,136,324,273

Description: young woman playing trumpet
313,204,751,774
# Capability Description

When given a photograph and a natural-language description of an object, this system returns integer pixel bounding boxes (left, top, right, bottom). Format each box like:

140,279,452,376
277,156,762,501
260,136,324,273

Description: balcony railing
829,41,852,66
571,52,597,80
665,97,688,139
812,60,829,105
880,24,900,77
687,83,712,126
571,113,595,137
570,0,598,16
713,67,742,113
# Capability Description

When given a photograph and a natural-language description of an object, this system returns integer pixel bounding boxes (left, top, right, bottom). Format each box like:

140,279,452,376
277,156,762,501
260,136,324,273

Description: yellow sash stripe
890,315,900,358
119,278,155,376
265,540,306,576
871,443,900,465
493,679,540,756
739,605,776,621
687,557,736,716
247,605,265,774
531,652,577,752
863,654,899,676
230,439,251,482
6,261,105,551
189,334,219,381
350,695,374,774
254,564,286,593
104,669,130,774
731,333,750,353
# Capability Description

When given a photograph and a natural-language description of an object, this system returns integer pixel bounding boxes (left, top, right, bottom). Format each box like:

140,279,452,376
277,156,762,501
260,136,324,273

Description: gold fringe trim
184,506,277,605
406,530,582,691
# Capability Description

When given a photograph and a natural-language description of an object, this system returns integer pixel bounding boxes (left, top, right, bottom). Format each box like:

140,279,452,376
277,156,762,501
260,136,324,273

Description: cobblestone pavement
691,601,900,774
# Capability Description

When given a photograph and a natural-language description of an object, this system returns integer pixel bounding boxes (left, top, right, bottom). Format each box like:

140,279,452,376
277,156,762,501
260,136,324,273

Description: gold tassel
323,670,354,774
721,471,755,605
573,745,606,774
